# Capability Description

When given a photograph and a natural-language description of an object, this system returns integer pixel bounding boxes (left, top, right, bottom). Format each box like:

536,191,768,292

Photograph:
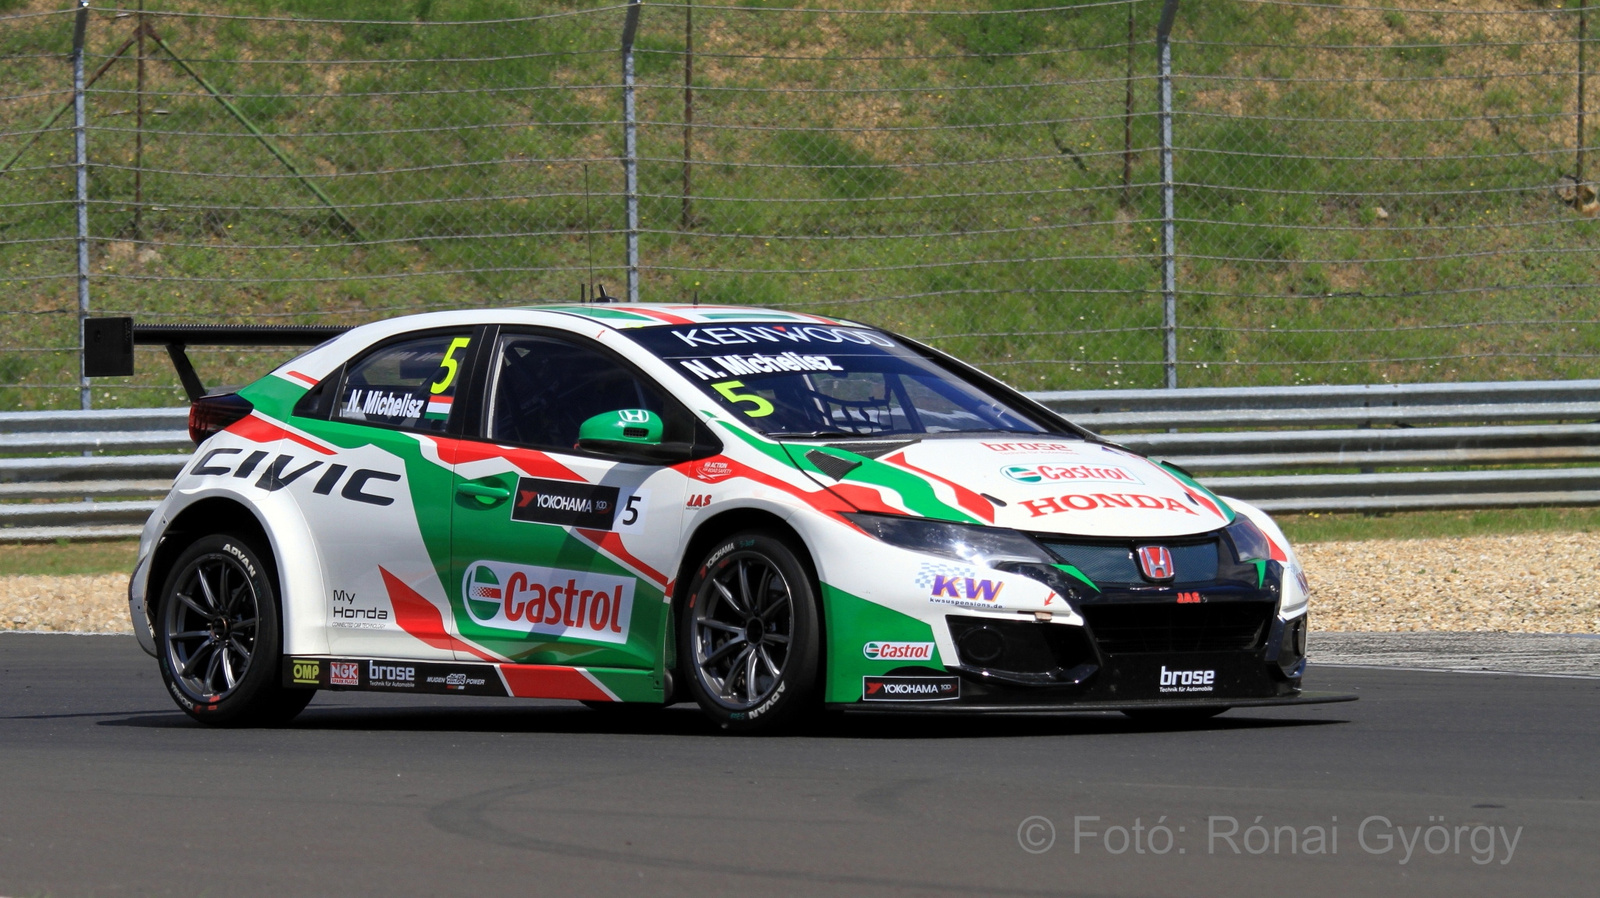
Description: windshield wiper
771,429,866,440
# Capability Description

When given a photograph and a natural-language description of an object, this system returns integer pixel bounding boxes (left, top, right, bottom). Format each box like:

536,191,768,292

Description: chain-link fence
2,1,1598,409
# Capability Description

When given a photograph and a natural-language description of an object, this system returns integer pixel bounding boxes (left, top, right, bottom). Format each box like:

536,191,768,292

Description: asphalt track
1,635,1595,898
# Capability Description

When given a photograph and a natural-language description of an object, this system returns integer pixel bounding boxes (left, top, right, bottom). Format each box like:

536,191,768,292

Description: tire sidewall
156,533,286,725
680,532,820,732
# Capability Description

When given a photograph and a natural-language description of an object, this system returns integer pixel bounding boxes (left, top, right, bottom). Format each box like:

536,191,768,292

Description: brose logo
367,661,416,688
462,560,635,644
1158,665,1216,693
863,641,935,661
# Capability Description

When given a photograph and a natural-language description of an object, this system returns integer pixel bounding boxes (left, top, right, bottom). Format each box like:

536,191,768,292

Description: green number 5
712,380,775,418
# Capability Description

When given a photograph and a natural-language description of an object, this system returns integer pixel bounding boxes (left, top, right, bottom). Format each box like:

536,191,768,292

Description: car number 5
712,380,775,418
430,337,473,395
621,495,642,526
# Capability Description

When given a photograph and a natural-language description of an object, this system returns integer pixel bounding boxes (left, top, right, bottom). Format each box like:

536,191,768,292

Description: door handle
456,481,511,502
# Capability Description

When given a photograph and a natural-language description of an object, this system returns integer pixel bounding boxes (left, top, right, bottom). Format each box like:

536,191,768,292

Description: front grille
1080,602,1272,654
946,616,1096,675
1040,539,1220,587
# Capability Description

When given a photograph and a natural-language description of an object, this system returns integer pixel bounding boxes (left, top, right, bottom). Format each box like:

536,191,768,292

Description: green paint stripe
1157,460,1235,521
1253,559,1267,589
1052,563,1099,592
585,667,665,703
799,445,978,524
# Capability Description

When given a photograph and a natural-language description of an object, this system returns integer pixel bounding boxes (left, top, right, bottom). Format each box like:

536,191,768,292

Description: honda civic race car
107,304,1351,731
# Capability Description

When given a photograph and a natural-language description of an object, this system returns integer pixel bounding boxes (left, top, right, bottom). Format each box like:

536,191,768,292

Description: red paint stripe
224,414,336,456
380,567,500,663
285,370,317,386
880,452,995,523
434,439,582,481
575,528,669,589
826,482,905,516
1266,536,1288,563
671,454,856,515
498,664,612,701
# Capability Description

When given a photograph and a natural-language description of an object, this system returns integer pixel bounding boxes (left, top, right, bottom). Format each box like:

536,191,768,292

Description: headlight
842,513,1051,567
1224,514,1274,562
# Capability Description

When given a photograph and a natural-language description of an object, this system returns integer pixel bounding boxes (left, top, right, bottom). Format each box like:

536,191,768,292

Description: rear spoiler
84,317,349,401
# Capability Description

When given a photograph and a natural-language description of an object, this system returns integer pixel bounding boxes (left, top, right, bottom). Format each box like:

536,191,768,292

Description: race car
102,304,1351,731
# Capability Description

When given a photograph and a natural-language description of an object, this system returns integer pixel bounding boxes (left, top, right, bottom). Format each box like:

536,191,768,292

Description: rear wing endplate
83,317,349,401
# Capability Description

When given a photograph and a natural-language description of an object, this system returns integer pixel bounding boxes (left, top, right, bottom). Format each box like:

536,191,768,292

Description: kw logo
929,575,1004,603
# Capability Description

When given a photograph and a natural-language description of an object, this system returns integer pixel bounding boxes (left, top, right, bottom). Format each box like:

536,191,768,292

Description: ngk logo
863,641,935,661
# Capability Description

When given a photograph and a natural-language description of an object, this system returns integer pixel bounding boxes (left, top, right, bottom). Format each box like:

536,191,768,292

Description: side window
486,334,683,450
336,332,474,433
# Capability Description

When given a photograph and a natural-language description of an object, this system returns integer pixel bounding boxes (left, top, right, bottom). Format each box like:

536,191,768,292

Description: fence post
1156,0,1179,390
73,0,91,411
1581,1,1589,184
621,0,642,304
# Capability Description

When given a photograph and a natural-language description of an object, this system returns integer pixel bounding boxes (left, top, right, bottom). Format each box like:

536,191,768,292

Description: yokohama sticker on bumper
862,676,960,701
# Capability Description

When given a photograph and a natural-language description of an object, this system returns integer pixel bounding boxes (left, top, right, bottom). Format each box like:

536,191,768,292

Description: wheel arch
671,507,827,685
145,492,330,656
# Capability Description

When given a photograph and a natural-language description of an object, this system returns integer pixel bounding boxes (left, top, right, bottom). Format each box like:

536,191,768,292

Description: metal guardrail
2,381,1598,541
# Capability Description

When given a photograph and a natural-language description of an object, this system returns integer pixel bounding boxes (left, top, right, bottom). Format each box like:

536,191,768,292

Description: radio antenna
583,163,596,299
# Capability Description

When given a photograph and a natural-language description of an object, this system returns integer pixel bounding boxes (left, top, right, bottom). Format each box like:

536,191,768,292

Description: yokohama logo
863,641,935,661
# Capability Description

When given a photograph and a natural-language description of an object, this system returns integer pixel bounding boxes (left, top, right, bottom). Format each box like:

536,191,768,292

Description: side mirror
577,409,665,451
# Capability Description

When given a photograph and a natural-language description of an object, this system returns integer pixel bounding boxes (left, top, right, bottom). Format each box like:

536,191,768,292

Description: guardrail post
622,0,643,304
1157,0,1179,390
73,0,91,411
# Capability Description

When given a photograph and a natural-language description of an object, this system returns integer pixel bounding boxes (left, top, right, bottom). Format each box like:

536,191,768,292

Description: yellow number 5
430,337,472,394
712,380,775,418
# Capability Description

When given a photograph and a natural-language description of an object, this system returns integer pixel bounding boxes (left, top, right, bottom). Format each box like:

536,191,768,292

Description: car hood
784,435,1232,538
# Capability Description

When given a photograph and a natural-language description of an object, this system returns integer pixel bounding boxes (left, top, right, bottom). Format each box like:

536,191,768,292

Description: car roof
511,303,858,330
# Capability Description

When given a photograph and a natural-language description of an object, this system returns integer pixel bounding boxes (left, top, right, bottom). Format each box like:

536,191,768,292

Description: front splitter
826,690,1357,714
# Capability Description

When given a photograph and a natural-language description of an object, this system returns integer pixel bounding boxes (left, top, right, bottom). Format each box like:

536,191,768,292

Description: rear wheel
680,533,820,733
156,533,312,726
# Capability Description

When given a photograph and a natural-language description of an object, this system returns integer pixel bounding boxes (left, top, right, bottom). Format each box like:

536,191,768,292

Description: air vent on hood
820,439,916,459
805,450,863,480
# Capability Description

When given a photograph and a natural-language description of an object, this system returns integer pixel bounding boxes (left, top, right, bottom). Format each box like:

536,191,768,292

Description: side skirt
281,656,662,703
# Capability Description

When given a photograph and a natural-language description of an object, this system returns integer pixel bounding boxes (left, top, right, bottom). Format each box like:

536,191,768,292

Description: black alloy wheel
681,532,820,732
156,533,312,726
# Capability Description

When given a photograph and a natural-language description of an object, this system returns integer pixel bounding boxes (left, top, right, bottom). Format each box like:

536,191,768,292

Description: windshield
626,322,1065,438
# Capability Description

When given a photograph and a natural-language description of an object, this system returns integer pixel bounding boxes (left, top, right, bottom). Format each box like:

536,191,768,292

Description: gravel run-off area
2,533,1598,635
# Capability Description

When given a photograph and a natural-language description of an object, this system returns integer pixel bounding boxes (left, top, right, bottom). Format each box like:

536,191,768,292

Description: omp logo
290,659,320,685
462,560,635,644
1000,464,1139,485
1158,666,1216,693
863,642,935,661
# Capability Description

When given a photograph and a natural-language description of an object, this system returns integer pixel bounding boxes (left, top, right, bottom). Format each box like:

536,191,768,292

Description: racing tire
1121,706,1228,726
680,532,821,733
155,533,313,727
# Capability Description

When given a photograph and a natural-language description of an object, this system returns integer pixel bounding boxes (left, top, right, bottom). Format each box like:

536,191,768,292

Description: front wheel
680,532,820,733
155,533,312,726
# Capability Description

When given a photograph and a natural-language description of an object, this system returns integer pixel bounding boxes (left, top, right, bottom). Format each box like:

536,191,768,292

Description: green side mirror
577,409,664,448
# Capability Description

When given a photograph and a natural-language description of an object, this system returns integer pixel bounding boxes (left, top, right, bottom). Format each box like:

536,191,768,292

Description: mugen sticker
511,476,620,529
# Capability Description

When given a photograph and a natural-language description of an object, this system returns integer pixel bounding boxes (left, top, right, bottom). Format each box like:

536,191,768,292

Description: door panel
448,332,690,670
287,330,476,662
